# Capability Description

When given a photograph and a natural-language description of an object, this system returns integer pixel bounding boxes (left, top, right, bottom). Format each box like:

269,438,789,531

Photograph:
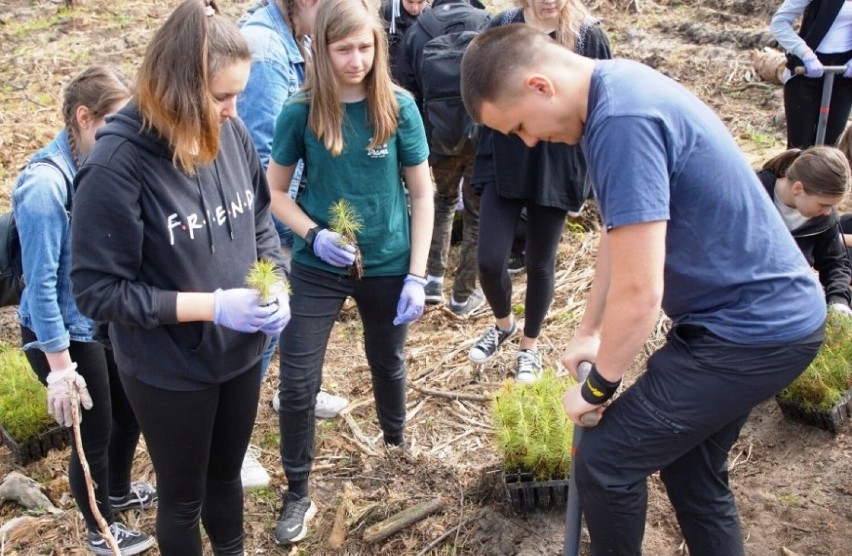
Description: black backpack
415,2,490,157
0,158,73,307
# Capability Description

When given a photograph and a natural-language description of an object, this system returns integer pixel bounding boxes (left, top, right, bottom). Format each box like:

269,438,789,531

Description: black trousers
783,50,852,148
477,180,567,338
574,324,823,556
120,365,261,556
278,262,408,489
21,326,140,533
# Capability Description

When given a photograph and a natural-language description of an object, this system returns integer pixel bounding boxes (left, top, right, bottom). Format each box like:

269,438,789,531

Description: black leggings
783,50,852,148
21,327,140,533
478,181,567,338
119,365,261,556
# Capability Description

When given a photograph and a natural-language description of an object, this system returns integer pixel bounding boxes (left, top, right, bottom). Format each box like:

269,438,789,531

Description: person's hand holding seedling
245,259,292,336
313,229,357,267
212,288,276,333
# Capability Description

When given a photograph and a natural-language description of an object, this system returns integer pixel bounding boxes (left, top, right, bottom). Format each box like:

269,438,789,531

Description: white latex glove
46,364,93,427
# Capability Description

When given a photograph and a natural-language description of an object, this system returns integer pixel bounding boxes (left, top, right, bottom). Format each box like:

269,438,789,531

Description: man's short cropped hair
461,24,553,122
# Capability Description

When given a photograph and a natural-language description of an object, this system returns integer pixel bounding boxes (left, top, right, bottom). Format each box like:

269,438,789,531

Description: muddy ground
0,0,850,555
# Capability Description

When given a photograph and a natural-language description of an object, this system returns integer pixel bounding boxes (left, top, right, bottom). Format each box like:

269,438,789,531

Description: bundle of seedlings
492,369,574,480
776,309,852,432
0,344,69,465
329,199,363,280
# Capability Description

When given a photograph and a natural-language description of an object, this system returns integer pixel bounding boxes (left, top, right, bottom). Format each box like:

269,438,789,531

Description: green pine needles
779,309,852,412
0,344,55,442
245,259,288,304
492,369,575,480
329,199,364,280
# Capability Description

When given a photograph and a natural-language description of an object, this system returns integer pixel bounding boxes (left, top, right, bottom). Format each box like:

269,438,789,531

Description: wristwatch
305,225,322,250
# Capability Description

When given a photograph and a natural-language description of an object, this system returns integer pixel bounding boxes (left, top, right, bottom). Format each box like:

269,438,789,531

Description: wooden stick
71,392,120,556
408,383,491,403
362,498,444,544
327,499,348,550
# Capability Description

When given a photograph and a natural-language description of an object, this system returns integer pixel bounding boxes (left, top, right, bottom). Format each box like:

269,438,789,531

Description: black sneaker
86,522,154,556
449,288,486,317
469,322,517,363
424,280,444,305
110,481,157,512
275,493,317,544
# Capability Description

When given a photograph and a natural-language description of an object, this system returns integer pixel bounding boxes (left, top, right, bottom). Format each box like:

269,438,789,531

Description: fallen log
362,498,444,544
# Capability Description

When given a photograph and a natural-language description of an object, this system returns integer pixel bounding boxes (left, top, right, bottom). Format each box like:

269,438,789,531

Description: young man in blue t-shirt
461,25,827,556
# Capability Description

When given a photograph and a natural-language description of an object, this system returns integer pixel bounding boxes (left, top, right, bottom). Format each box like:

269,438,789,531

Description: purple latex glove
313,229,356,267
259,284,291,336
393,274,427,326
46,364,93,427
213,288,276,333
845,60,852,79
802,53,824,78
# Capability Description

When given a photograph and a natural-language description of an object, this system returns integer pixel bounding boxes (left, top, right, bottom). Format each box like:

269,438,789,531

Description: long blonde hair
136,0,250,174
518,0,591,49
304,0,398,156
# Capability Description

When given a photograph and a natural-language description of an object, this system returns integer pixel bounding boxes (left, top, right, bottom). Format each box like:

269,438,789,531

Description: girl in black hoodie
757,146,852,315
71,1,290,554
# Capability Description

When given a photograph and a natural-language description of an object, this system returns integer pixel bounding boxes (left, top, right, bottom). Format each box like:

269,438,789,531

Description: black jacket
381,0,421,85
71,102,285,390
471,10,612,211
758,169,851,306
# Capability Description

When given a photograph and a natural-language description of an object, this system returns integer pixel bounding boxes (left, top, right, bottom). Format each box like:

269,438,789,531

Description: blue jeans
278,262,408,486
574,324,823,556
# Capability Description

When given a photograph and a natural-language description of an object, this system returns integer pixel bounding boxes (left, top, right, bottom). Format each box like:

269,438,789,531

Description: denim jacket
239,0,306,243
14,129,94,352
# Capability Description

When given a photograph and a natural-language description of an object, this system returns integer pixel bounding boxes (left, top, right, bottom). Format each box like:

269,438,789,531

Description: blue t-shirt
271,90,428,276
582,59,825,344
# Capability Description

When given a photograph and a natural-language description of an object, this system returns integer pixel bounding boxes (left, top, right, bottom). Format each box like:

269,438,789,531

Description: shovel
563,361,601,556
794,65,847,146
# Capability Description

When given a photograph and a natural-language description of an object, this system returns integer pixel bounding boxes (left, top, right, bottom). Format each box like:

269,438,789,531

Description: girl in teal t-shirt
266,0,432,544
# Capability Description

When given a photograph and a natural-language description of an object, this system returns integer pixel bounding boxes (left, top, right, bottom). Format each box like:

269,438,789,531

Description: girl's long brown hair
304,0,398,156
135,0,250,174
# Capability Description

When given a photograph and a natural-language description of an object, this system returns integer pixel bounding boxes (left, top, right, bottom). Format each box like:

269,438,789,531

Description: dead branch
327,498,348,550
362,498,444,544
0,472,60,514
72,393,119,556
408,383,491,403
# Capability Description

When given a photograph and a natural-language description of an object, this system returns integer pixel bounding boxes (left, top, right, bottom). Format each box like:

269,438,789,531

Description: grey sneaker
424,280,444,304
275,494,317,544
109,481,157,512
273,390,349,418
449,288,486,316
469,322,517,363
86,522,154,556
515,348,542,383
507,253,525,275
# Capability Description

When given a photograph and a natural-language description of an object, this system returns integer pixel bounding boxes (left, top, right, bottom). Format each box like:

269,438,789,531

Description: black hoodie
757,169,852,307
71,102,285,390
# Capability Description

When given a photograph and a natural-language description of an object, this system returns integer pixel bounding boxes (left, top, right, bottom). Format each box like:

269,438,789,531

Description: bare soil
1,1,850,555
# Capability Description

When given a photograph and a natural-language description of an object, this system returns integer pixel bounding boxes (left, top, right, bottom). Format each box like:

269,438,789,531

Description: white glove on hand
829,303,852,317
46,364,93,427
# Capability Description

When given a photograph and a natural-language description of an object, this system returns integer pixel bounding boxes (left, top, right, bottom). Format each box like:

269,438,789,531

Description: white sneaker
272,390,349,419
241,445,271,490
315,390,349,419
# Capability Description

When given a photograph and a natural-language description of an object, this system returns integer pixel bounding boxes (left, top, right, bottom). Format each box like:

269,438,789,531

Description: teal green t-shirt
271,90,428,276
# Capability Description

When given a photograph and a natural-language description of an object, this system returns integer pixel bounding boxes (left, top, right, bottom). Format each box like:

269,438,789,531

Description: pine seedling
779,308,852,411
329,199,364,280
0,344,55,442
245,259,289,304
